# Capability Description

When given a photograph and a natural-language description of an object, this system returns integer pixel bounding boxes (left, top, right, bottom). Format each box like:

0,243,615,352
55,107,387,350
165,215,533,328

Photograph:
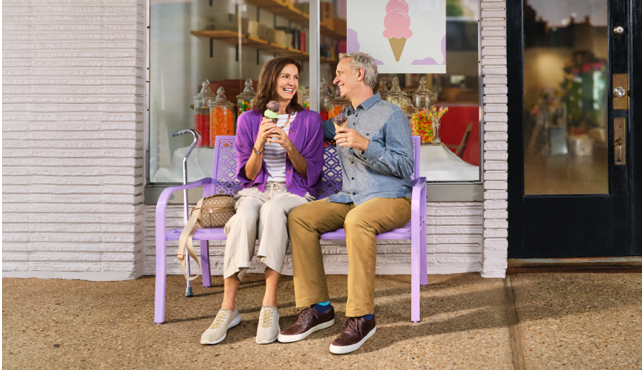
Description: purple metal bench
155,135,427,324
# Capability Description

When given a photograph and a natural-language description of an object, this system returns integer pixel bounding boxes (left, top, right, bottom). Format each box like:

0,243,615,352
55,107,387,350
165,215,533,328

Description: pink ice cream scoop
383,0,412,62
383,0,412,39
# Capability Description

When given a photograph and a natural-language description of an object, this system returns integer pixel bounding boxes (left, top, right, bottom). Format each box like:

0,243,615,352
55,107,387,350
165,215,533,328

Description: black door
507,0,642,258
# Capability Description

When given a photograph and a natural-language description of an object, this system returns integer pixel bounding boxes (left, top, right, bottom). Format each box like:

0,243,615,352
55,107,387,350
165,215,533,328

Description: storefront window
149,0,481,184
522,0,608,195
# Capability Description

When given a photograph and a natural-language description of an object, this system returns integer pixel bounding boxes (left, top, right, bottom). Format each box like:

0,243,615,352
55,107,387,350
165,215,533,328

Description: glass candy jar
386,77,408,108
209,87,235,146
236,78,256,116
431,117,442,145
302,87,310,109
318,78,333,121
378,78,389,100
193,80,215,146
329,88,350,119
412,76,435,111
302,79,333,120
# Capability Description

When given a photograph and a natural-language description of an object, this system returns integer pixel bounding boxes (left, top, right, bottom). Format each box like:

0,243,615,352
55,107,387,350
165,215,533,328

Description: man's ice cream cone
333,113,347,132
389,37,407,62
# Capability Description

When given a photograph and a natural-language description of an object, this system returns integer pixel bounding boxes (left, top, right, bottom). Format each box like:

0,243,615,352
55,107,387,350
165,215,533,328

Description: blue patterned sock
312,301,331,313
362,314,373,320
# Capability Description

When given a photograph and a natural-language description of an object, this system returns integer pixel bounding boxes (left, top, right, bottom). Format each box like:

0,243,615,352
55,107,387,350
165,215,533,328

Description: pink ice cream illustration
383,0,413,62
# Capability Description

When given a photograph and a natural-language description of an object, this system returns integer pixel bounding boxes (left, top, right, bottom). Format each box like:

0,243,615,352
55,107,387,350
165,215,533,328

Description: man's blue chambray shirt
322,92,414,206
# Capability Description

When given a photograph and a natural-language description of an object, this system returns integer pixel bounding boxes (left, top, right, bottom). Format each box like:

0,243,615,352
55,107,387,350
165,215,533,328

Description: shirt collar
347,92,381,113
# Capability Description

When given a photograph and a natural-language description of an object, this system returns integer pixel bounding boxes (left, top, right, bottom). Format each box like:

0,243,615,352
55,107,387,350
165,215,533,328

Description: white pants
223,182,314,281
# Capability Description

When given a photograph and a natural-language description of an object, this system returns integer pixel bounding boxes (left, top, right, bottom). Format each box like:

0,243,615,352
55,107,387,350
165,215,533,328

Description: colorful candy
210,106,234,146
237,98,252,115
410,109,434,144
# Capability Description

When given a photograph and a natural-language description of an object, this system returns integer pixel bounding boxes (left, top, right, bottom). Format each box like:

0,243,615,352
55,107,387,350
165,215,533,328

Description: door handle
614,118,626,165
615,138,623,162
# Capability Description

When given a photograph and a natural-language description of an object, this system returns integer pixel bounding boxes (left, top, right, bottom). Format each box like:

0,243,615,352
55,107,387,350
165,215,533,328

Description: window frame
143,0,485,204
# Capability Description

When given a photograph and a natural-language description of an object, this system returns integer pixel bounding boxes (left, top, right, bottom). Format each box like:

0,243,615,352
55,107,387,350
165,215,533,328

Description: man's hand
334,127,369,152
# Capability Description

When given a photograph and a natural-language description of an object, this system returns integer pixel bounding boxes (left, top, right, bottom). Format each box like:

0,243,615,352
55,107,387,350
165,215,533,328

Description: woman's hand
256,117,277,149
269,126,294,152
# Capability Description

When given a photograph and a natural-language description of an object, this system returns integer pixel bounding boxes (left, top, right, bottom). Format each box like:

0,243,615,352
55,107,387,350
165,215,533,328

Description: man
278,52,414,354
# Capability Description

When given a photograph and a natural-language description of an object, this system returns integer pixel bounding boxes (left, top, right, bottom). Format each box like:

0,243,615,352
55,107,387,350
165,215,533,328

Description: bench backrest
204,135,420,198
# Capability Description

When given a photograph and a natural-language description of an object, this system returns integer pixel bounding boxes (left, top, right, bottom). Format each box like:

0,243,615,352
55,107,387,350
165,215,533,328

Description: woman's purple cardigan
235,108,325,198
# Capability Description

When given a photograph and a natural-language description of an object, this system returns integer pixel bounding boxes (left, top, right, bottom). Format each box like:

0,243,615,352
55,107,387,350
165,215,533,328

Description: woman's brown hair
251,57,304,115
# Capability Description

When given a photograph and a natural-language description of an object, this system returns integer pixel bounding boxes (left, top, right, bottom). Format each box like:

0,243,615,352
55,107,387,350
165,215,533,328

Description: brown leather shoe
277,306,335,343
329,315,376,354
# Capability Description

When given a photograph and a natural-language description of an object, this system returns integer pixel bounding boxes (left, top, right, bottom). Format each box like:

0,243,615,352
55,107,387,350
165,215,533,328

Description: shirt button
287,185,291,188
351,161,354,164
352,192,356,195
287,170,291,173
351,177,355,180
366,133,369,136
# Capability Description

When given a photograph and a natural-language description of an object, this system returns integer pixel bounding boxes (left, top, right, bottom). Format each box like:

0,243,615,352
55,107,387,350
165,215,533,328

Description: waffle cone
389,37,407,62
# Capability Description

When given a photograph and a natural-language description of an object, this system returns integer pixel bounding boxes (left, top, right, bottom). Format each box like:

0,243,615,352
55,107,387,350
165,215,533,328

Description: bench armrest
411,177,427,222
155,177,212,238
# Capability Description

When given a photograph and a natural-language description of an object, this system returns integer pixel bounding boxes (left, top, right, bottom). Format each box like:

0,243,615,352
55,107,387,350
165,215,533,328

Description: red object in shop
435,104,480,166
194,114,210,146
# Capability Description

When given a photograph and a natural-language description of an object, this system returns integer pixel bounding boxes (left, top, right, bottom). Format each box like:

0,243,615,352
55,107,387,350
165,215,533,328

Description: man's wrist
358,139,370,152
253,145,264,155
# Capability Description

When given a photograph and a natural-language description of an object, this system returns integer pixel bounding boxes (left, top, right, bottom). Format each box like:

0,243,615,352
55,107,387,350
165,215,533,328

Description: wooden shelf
191,30,338,64
244,0,346,40
320,22,347,40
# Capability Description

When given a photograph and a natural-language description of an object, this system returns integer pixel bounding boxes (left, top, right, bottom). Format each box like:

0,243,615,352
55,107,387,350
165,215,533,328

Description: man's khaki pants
288,197,411,317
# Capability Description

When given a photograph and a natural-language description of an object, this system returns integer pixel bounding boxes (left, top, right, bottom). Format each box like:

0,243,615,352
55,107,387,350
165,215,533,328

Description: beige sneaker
255,306,280,344
200,308,241,345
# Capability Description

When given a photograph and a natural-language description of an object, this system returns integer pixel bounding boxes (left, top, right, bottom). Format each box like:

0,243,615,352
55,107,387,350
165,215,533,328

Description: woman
201,57,324,345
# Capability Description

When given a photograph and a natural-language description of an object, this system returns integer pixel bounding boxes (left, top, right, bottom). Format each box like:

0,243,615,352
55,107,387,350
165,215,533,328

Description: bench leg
200,240,212,288
420,220,428,286
154,238,167,324
411,234,421,323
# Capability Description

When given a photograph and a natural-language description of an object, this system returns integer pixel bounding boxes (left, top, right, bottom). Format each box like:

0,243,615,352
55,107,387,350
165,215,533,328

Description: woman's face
274,64,299,103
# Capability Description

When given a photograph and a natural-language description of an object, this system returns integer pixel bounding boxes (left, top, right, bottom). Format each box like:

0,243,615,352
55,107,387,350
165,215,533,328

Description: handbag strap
177,198,203,281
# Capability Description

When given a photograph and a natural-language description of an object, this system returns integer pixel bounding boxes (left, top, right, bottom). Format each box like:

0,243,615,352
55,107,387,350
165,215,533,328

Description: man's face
333,58,362,100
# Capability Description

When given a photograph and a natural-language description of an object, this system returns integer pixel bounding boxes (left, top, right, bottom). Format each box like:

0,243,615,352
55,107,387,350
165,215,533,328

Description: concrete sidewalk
2,272,641,369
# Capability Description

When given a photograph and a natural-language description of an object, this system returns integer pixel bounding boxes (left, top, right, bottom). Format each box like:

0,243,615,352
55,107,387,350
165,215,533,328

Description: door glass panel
523,0,608,195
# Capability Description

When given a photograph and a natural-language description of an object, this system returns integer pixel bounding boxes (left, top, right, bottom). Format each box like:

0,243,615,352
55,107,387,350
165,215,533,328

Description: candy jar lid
236,78,256,100
194,79,215,100
387,77,405,99
412,76,435,109
210,87,233,108
386,77,408,108
319,78,332,99
378,78,389,99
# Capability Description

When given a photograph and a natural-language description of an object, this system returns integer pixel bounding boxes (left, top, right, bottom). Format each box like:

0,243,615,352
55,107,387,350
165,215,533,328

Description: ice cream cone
389,37,407,62
333,123,341,131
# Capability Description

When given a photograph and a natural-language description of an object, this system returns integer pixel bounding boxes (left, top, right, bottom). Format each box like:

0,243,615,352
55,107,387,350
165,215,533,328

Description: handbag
177,195,236,281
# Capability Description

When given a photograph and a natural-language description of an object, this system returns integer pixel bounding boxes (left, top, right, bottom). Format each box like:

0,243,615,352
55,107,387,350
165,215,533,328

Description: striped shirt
264,112,296,182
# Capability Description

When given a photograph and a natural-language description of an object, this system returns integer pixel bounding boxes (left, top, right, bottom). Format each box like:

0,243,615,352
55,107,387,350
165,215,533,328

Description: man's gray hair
338,52,378,90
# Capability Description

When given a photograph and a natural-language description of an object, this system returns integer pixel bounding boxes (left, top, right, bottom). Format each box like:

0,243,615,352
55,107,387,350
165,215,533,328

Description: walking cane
171,128,199,297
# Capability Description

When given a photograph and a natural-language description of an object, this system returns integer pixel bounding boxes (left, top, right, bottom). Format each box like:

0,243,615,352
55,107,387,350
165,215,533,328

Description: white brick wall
143,202,484,276
2,0,147,280
3,1,509,280
481,0,508,278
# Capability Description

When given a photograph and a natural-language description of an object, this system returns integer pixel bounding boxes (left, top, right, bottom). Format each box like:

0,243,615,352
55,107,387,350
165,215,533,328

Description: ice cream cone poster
347,0,446,74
